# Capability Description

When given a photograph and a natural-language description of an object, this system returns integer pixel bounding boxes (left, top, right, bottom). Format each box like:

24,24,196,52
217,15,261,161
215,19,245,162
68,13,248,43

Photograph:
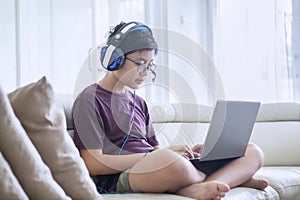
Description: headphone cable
118,90,136,155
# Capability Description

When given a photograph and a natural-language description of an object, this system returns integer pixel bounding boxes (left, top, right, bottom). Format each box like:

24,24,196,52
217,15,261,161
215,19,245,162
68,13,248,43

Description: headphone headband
100,22,154,71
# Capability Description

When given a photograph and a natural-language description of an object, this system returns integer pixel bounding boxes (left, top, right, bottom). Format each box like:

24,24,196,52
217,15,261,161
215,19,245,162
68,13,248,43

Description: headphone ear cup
109,48,125,71
100,46,107,67
100,46,125,71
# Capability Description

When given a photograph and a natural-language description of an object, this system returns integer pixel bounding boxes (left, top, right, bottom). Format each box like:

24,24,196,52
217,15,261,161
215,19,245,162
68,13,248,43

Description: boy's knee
131,148,186,174
151,149,193,174
152,148,187,167
157,149,202,176
247,143,264,167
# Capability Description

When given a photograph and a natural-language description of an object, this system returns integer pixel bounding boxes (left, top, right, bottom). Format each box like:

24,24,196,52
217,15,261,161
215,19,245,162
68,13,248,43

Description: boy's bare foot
176,181,230,200
240,177,269,190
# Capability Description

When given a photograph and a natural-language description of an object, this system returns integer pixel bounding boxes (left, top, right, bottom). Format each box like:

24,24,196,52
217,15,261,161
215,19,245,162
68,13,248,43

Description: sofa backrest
150,103,300,166
58,94,300,167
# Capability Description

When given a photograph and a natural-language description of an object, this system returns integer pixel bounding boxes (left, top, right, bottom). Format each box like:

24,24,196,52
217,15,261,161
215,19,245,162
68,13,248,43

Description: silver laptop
190,100,260,174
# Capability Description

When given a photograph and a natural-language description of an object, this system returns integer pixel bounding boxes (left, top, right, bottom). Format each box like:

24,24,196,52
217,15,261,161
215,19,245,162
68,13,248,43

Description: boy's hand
191,144,203,158
169,145,202,159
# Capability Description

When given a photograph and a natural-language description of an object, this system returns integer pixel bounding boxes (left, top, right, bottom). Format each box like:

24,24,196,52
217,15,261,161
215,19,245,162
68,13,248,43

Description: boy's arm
80,149,146,175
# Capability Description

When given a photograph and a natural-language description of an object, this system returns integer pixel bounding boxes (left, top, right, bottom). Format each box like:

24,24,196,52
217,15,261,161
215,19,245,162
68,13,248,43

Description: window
18,0,95,94
215,0,294,103
0,0,17,92
1,0,298,104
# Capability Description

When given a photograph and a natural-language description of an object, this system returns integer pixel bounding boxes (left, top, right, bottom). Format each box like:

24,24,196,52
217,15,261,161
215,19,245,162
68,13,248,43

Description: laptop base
189,157,237,175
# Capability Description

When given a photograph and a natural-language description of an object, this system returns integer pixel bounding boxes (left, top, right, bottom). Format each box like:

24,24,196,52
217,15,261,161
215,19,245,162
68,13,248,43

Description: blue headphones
100,21,153,71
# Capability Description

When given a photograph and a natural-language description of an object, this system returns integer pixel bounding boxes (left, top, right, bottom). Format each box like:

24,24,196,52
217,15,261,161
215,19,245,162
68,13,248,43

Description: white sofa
60,95,300,200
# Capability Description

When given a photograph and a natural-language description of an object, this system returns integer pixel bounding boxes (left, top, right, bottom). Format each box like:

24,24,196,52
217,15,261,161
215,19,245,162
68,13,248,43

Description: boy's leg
128,148,229,199
176,143,268,199
203,143,268,188
128,148,205,193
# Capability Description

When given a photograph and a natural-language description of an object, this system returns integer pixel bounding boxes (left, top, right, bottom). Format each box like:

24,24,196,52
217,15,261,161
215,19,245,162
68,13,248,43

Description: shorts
116,168,133,192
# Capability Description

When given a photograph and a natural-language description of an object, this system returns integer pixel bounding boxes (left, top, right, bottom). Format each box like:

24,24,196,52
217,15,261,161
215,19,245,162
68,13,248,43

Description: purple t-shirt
72,83,159,191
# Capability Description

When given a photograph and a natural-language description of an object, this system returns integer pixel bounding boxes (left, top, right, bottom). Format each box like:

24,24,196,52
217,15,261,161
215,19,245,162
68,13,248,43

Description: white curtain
0,0,17,92
214,0,293,103
1,0,297,103
291,0,300,101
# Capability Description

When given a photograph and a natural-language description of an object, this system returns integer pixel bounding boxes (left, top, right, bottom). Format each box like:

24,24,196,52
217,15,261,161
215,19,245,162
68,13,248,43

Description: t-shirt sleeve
73,89,105,150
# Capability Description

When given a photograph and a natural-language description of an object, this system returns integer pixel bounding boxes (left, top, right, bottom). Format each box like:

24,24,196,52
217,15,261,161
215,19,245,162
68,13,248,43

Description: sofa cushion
224,186,279,200
0,152,29,200
57,93,74,131
8,77,102,200
153,122,208,148
0,85,69,199
150,103,213,123
255,167,300,200
149,102,300,123
102,193,194,199
101,186,280,200
257,103,300,122
250,122,300,166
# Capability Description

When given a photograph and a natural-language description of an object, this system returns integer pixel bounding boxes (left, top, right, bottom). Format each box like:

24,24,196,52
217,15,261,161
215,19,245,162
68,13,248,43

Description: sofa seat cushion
102,193,193,199
101,184,279,200
255,167,300,200
224,186,279,200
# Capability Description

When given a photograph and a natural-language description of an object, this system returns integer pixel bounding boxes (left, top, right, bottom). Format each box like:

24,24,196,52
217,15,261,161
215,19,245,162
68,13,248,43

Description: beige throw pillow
0,152,29,200
8,77,102,200
0,85,70,200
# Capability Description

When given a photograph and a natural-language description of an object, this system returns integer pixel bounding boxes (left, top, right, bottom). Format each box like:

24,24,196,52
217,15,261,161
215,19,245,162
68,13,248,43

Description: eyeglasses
125,57,157,73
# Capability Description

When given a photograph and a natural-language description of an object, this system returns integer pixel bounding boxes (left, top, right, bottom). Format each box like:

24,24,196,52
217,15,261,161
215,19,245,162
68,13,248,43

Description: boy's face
114,49,156,89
